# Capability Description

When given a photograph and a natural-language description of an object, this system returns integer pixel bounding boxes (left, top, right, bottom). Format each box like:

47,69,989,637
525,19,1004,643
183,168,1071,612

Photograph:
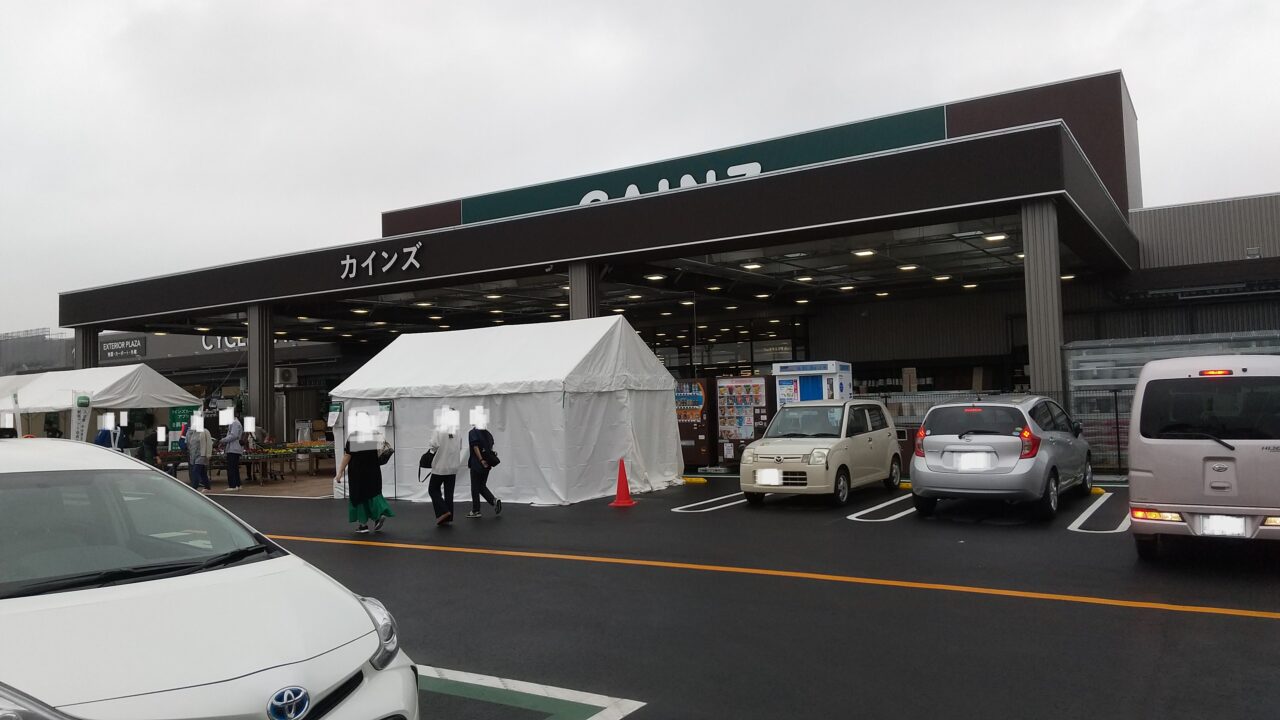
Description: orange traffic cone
609,457,636,507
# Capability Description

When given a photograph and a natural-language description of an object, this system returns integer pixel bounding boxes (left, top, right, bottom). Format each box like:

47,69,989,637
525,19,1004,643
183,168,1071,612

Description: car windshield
1139,377,1280,441
924,406,1026,436
764,406,844,438
0,469,273,599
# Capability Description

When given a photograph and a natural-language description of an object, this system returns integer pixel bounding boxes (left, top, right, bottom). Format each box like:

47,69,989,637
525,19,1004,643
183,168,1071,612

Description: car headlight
808,449,828,466
0,682,71,720
742,448,755,464
359,596,400,671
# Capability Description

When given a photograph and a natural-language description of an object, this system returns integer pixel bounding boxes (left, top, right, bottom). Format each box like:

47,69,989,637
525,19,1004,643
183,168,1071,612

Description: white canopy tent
331,316,683,505
2,364,199,440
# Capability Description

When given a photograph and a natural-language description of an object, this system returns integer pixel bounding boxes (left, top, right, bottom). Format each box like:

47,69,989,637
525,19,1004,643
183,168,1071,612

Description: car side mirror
1071,421,1083,438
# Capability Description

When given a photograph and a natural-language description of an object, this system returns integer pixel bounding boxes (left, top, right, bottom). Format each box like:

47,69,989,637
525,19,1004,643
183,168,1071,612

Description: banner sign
100,336,146,361
70,392,92,442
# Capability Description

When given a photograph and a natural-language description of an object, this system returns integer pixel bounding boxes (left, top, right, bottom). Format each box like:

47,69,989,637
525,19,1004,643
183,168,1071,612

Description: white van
1128,355,1280,560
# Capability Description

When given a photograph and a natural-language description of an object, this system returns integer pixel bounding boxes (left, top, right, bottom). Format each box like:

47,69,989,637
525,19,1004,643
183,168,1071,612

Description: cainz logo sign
578,162,762,206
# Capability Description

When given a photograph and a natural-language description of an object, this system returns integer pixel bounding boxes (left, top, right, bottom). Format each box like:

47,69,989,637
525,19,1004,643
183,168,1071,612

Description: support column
568,262,600,320
246,304,274,438
73,327,100,369
1021,199,1064,394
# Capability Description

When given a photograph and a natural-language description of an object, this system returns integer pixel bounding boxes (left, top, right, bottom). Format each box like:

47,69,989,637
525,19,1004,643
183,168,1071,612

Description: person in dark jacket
466,424,501,518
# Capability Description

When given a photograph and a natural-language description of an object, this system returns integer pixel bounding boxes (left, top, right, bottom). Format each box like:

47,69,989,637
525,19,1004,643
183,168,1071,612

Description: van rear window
924,406,1025,437
1140,377,1280,441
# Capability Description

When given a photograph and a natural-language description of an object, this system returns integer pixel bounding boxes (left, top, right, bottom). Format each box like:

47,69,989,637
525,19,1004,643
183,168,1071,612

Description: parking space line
672,492,746,513
416,664,645,718
268,534,1280,621
1067,492,1132,534
847,493,914,522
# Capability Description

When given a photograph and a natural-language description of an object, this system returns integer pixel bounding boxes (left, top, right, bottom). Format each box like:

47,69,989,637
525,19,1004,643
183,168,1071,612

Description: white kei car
0,439,419,720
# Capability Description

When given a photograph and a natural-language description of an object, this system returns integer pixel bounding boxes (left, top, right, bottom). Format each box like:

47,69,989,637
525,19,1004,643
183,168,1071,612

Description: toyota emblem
1212,463,1229,473
267,687,311,720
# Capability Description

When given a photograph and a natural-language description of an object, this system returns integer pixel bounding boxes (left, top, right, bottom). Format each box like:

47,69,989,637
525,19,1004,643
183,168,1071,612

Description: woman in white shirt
427,419,467,526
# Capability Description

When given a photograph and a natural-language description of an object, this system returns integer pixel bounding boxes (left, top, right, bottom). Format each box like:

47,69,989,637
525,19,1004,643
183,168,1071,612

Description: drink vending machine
716,376,777,466
675,378,715,468
772,361,853,408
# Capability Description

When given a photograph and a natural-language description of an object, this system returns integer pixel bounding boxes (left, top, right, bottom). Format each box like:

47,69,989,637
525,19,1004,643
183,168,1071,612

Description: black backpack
418,450,436,482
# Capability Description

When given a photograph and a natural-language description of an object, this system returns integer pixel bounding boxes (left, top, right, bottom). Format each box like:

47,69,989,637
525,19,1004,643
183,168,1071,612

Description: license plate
1202,514,1247,537
756,469,782,486
956,452,993,471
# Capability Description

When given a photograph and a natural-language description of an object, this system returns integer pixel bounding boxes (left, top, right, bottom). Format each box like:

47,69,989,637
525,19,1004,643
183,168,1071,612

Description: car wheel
1077,457,1093,497
1134,533,1163,562
912,493,937,518
831,468,851,506
1034,472,1059,520
743,492,765,507
882,457,902,490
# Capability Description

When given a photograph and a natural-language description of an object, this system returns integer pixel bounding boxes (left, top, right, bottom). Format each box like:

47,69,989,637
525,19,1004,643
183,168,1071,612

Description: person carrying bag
466,424,502,518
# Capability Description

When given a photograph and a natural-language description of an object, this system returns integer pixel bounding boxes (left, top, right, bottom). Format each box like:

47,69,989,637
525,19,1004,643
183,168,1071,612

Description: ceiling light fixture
853,250,875,257
1015,253,1026,259
195,326,211,332
627,294,642,300
839,285,855,291
1061,274,1076,281
725,305,738,310
428,315,443,320
680,300,695,306
561,285,571,291
933,275,951,281
154,332,168,336
613,308,626,313
439,325,450,329
341,333,353,338
769,319,781,324
660,311,673,316
296,316,309,321
796,299,809,304
706,286,722,291
796,276,813,282
875,292,889,298
754,293,770,299
742,263,763,270
414,301,433,307
549,314,562,319
321,325,335,330
351,309,370,315
373,321,387,326
644,274,666,281
485,294,503,300
555,302,569,308
963,283,978,289
984,233,1008,242
489,309,503,314
274,331,287,336
898,264,918,271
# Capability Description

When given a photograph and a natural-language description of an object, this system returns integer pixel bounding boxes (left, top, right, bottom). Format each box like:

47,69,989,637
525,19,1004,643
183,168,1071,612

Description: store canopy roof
332,315,676,399
8,364,199,413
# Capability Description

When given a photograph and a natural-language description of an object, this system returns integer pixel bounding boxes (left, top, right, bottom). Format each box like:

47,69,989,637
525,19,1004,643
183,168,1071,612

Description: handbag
481,448,500,467
377,442,395,466
418,450,436,482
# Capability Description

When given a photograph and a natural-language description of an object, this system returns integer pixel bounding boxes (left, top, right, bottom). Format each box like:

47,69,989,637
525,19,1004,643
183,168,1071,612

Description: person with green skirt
335,438,394,533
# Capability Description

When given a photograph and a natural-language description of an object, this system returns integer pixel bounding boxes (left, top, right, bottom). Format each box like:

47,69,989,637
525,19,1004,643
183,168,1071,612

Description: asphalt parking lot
220,478,1280,719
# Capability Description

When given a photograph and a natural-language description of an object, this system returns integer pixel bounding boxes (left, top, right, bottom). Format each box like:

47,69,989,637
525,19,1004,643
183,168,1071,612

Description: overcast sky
2,0,1277,334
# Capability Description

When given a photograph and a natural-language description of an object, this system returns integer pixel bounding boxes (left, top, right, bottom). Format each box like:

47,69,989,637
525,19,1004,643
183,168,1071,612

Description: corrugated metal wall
1133,193,1280,267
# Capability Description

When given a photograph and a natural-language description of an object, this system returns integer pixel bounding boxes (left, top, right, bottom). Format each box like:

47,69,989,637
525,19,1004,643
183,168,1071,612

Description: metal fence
872,389,1134,473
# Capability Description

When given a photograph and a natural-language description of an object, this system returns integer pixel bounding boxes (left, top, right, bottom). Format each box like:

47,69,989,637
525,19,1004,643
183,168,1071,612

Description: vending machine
716,376,776,466
772,361,853,409
675,377,714,468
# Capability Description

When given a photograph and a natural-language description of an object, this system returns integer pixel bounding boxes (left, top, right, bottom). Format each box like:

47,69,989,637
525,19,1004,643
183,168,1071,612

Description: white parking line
847,493,915,522
672,492,748,513
1067,492,1132,534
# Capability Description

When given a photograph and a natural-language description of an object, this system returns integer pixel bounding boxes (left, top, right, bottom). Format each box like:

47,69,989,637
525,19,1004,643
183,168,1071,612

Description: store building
57,70,1280,445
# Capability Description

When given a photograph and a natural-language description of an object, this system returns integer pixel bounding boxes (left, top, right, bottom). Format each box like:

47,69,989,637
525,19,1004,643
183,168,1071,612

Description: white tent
331,316,683,505
11,364,199,413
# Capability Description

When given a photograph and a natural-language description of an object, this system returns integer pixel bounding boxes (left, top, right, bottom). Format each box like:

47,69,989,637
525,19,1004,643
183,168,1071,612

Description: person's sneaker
466,510,482,518
494,498,503,516
227,486,241,492
373,516,387,532
356,525,370,534
436,512,452,526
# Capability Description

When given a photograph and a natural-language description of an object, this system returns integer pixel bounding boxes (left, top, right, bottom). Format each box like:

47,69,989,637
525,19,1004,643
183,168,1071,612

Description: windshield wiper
196,542,274,571
1157,429,1236,451
0,561,205,599
957,429,1006,439
772,433,809,438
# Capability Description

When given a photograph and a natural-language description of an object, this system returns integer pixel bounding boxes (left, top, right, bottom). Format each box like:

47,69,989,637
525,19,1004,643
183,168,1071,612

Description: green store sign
458,107,945,224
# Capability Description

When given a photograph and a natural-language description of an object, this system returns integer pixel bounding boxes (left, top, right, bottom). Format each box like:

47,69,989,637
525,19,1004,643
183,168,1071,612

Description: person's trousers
428,474,456,518
190,463,210,489
470,467,496,512
226,453,242,488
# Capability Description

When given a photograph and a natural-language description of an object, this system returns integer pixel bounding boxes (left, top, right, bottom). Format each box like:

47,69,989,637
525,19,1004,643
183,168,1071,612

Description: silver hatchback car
909,396,1093,519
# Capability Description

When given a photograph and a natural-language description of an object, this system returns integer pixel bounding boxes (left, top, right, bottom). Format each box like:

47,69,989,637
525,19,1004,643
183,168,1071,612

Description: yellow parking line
266,534,1280,621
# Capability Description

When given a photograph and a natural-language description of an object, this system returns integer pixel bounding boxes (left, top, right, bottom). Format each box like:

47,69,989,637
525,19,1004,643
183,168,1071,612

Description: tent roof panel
11,364,199,412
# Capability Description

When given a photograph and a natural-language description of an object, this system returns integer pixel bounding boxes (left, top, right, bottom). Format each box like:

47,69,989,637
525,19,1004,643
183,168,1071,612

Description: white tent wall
563,389,681,501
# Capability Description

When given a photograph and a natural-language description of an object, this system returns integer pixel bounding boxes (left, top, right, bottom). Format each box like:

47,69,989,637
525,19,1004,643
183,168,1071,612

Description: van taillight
1019,428,1041,459
915,426,926,457
1199,369,1233,376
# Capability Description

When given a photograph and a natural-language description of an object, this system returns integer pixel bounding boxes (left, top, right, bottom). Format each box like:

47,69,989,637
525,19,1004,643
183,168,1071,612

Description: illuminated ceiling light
697,325,708,329
984,233,1008,242
195,326,211,332
493,319,505,323
296,316,309,321
612,308,626,313
241,321,249,326
963,283,978,289
796,299,810,304
898,264,918,271
933,275,951,281
741,263,763,270
644,274,666,281
1061,274,1076,281
952,230,984,238
153,332,168,336
438,325,450,329
680,300,695,306
561,285,571,291
341,333,353,338
627,294,642,300
707,338,718,343
298,338,309,342
550,314,562,318
660,311,673,316
725,305,739,310
360,339,368,344
796,276,813,282
853,250,876,257
274,331,287,336
373,321,388,326
389,329,400,333
738,330,749,334
656,332,667,337
720,327,730,332
485,294,503,299
555,302,570,308
677,335,687,339
754,293,770,299
782,251,808,259
351,308,370,315
769,319,781,324
414,301,433,307
428,315,443,320
839,285,855,291
489,309,503,314
1015,253,1026,259
875,292,890,298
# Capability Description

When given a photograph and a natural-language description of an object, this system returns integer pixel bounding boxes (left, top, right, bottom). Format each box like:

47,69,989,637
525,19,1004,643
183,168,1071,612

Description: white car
740,400,903,506
0,439,419,720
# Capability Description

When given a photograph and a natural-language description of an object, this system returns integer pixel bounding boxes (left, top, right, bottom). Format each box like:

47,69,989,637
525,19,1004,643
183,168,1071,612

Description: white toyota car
0,439,419,720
